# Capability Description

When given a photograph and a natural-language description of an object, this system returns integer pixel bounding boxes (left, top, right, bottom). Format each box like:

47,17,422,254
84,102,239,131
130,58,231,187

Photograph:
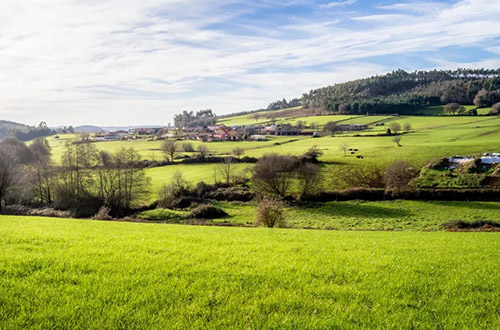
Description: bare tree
392,136,402,147
29,138,54,204
162,140,178,162
252,154,299,198
384,160,418,193
339,142,349,156
216,158,234,184
232,147,245,159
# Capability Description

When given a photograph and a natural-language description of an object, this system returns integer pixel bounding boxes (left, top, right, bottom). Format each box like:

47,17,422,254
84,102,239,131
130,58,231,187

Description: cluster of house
93,127,164,141
181,123,368,142
89,122,370,143
448,153,500,170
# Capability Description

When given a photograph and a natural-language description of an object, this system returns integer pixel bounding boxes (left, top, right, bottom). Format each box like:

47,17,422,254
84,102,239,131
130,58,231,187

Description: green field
44,114,500,189
1,215,499,329
206,200,500,230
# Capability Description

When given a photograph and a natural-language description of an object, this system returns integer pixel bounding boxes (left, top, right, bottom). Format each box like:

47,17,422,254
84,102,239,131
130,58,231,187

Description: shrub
182,142,194,152
189,204,227,219
136,209,184,221
92,206,113,220
443,220,500,231
29,208,71,218
384,160,418,193
329,164,385,189
255,198,286,228
158,172,191,208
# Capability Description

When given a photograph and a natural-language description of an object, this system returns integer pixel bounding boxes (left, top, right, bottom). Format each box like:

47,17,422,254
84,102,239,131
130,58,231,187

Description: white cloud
321,0,357,8
0,0,499,126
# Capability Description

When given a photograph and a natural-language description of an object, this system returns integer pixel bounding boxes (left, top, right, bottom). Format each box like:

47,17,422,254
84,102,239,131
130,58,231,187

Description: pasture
45,114,500,187
1,216,499,329
139,200,500,231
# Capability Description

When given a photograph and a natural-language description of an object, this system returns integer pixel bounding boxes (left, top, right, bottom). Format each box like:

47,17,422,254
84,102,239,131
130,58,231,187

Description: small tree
403,123,412,132
444,103,465,115
162,140,178,162
255,198,285,228
339,142,349,156
232,147,245,159
389,122,401,133
490,102,500,115
392,136,402,147
197,144,210,158
303,145,323,162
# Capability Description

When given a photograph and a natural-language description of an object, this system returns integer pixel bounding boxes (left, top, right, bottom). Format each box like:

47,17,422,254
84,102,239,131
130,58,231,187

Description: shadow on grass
427,201,500,212
302,202,413,219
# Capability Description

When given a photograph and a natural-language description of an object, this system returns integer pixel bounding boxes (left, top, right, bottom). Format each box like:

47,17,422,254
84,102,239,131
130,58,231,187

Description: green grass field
1,215,499,329
138,200,500,231
43,114,500,188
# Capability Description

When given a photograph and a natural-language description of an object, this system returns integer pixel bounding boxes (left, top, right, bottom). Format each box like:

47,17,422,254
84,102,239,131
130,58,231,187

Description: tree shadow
302,202,413,219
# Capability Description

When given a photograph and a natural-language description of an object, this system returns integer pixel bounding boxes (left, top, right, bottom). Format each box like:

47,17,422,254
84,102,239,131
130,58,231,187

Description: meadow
138,200,500,230
45,113,500,189
1,215,500,329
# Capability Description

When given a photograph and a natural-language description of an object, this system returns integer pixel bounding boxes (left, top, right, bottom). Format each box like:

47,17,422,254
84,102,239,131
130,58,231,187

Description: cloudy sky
1,0,500,126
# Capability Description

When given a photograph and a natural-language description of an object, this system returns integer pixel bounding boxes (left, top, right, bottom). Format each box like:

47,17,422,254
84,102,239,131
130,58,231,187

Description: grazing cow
354,149,359,151
356,155,364,159
349,148,353,151
350,151,355,154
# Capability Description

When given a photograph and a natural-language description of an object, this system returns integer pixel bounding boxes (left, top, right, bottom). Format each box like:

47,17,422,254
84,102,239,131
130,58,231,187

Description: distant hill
0,120,56,141
74,125,105,133
0,120,29,139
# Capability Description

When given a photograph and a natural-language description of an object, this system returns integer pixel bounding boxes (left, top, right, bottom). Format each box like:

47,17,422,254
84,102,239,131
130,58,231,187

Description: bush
255,198,286,228
182,142,194,152
158,172,191,208
189,204,227,219
443,220,500,231
136,209,184,221
92,206,113,220
29,208,71,218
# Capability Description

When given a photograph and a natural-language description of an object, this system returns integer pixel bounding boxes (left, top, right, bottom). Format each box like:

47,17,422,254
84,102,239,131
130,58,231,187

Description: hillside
254,69,500,116
0,120,29,139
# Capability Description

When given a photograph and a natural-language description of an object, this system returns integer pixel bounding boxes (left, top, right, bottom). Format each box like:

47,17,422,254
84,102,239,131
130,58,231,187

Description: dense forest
300,69,500,115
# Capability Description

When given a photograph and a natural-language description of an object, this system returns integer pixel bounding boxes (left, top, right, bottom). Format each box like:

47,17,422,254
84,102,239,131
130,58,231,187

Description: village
89,123,368,142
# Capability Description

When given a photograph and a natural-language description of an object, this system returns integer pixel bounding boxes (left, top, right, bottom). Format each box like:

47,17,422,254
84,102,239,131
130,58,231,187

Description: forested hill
275,69,500,115
0,120,56,141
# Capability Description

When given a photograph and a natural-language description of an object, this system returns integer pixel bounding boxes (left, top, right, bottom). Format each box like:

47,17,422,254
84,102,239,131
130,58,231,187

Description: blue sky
1,0,500,126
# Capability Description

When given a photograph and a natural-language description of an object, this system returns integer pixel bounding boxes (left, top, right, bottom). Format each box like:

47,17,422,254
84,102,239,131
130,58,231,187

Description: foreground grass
206,200,500,230
1,216,500,329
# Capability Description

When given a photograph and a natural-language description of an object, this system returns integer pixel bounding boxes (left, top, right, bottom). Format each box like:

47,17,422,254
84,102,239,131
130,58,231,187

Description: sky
1,0,500,126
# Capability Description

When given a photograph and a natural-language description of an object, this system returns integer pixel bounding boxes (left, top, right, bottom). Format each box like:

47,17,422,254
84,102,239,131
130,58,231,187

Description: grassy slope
212,200,500,230
1,216,500,329
46,115,500,189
